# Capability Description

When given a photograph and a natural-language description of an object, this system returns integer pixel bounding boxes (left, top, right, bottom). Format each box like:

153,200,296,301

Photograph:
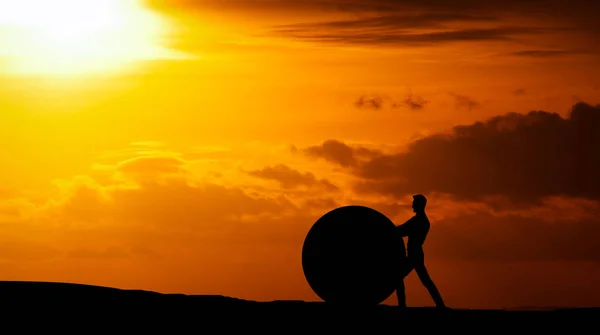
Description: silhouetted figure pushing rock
395,194,446,308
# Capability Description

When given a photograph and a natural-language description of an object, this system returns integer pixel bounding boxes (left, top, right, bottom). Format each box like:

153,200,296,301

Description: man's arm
396,217,414,237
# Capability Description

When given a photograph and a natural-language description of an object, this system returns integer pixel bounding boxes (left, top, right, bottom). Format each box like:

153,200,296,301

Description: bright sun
0,0,183,76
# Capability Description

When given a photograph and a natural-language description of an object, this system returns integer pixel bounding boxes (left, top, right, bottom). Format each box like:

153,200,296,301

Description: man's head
412,194,427,213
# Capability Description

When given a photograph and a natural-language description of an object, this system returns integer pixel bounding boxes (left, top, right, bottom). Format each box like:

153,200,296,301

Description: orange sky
1,0,600,309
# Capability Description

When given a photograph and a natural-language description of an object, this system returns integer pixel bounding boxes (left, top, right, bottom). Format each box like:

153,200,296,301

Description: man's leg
414,261,446,308
396,277,407,308
396,260,415,308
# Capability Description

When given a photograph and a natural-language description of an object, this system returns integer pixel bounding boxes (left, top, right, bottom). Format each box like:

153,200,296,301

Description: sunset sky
1,0,600,309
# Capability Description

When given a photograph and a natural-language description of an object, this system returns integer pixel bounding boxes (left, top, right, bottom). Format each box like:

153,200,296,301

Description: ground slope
0,281,596,332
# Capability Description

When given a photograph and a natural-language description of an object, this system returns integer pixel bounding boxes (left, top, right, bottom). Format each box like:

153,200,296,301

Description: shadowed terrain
1,281,597,332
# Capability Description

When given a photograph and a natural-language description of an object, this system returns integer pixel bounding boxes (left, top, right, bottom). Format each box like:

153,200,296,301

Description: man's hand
396,216,414,237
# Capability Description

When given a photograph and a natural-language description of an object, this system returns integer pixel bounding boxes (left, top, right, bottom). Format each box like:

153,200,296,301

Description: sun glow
0,0,183,76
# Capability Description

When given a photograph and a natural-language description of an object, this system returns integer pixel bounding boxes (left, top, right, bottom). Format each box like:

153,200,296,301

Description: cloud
147,0,599,57
148,0,600,25
401,93,429,111
275,12,496,30
354,93,428,111
509,50,591,58
115,155,189,182
0,138,599,283
245,164,339,191
302,140,382,168
303,102,600,203
273,26,546,47
4,126,600,269
448,92,481,111
354,94,387,110
0,150,311,263
146,0,396,14
264,1,595,51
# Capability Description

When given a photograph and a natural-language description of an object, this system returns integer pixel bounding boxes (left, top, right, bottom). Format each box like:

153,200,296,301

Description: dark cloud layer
509,50,591,58
273,26,546,47
304,102,600,202
148,0,599,17
148,1,599,54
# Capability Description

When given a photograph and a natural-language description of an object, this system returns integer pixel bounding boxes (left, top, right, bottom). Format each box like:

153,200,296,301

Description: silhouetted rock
302,205,405,306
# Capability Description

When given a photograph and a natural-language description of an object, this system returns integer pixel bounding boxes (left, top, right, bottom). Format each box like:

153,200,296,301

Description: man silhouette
396,194,446,308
